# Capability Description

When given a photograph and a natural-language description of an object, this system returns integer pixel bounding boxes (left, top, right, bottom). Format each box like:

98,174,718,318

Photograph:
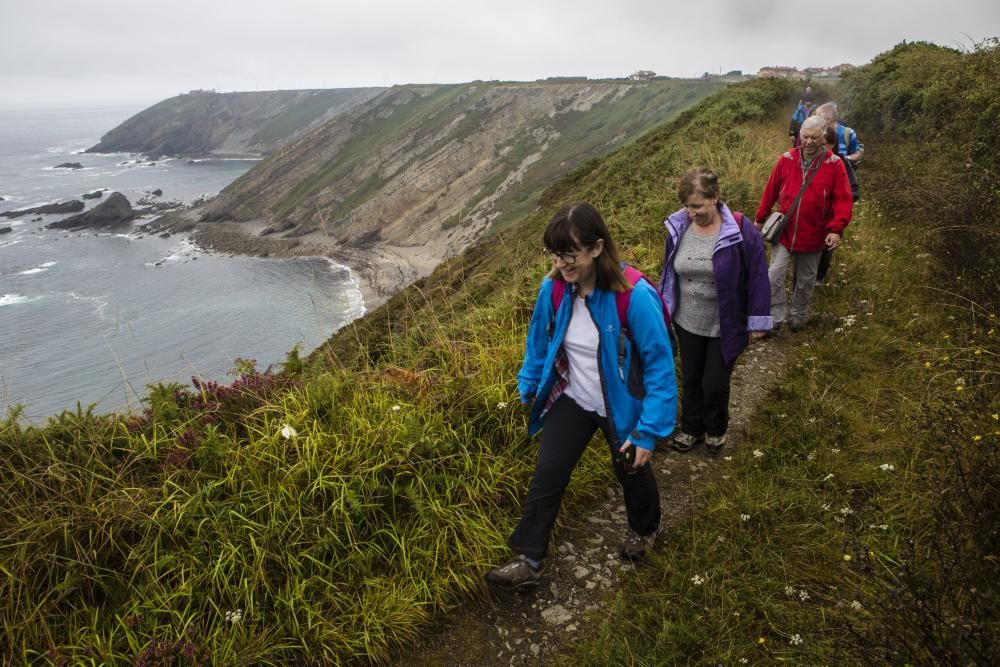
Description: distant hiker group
486,96,859,591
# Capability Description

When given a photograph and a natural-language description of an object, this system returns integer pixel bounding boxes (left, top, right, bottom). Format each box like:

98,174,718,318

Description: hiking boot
485,555,542,591
620,523,663,561
788,319,805,333
705,433,728,455
671,431,703,453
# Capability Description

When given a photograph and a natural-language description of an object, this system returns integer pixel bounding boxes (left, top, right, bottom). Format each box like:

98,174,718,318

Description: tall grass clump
566,40,999,665
2,76,800,664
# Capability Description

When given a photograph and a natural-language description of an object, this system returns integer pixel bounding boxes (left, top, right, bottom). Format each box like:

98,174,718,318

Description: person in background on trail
485,201,677,591
658,168,772,455
789,86,814,148
816,124,861,284
755,116,853,333
813,102,864,167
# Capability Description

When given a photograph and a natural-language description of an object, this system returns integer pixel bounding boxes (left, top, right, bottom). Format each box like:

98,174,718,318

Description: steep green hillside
3,40,997,665
0,77,785,665
86,88,384,158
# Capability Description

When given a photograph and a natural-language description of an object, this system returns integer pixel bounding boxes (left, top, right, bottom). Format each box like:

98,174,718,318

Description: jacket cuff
748,315,774,331
630,431,655,451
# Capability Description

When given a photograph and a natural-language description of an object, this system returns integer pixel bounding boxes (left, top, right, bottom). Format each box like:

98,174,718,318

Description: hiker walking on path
813,101,864,167
756,116,853,332
789,86,814,148
816,124,861,283
658,168,772,455
485,201,677,591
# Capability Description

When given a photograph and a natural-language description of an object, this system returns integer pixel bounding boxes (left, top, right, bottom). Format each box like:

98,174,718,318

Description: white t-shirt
562,294,606,416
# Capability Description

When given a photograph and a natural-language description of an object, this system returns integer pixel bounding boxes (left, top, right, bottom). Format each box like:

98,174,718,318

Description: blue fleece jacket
517,277,677,451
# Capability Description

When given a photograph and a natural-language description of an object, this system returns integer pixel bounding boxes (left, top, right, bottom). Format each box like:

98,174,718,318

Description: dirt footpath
392,336,794,666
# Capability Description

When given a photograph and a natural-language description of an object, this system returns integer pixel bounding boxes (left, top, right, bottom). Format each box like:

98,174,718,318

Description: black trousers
674,323,734,439
508,395,661,561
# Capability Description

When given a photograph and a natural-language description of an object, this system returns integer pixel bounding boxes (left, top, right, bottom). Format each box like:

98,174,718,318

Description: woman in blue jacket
658,168,772,455
485,202,677,591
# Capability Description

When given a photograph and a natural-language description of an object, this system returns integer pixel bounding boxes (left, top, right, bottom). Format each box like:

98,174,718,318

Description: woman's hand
620,440,652,469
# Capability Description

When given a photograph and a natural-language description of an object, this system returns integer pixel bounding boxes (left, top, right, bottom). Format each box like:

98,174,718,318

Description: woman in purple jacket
658,168,772,454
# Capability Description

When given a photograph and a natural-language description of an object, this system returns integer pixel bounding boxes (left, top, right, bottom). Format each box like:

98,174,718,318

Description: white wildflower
691,574,705,586
834,516,846,523
225,608,243,623
724,456,733,461
830,448,841,454
807,452,816,461
839,507,854,515
784,585,795,596
790,633,804,646
496,401,508,409
879,463,895,472
280,424,297,439
740,514,750,523
821,503,831,511
851,600,863,610
391,404,401,412
799,589,810,602
753,450,764,458
740,659,749,664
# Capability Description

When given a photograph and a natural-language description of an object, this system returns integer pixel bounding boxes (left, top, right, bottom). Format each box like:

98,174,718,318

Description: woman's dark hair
544,201,631,292
824,126,841,155
677,167,721,205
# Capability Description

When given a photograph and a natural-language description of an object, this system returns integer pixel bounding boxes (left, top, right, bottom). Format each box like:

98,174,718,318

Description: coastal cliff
85,88,384,158
196,79,724,297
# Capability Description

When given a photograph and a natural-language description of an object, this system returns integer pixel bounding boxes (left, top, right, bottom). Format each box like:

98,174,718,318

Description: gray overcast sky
2,0,998,109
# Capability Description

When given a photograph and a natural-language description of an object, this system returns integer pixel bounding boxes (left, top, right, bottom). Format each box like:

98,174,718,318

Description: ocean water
0,106,364,419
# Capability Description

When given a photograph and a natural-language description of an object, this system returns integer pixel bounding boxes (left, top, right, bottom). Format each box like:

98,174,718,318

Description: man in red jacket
755,116,853,332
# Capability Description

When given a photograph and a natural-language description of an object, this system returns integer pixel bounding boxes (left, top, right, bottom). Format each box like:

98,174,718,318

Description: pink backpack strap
617,265,643,332
550,278,567,311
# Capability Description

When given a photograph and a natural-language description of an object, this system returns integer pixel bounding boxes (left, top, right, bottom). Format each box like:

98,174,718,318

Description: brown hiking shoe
620,523,663,561
485,555,542,591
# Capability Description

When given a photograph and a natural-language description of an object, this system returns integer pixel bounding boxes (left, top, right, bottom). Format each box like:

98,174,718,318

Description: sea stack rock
46,192,135,230
0,226,12,235
1,200,85,218
55,162,84,169
82,190,105,200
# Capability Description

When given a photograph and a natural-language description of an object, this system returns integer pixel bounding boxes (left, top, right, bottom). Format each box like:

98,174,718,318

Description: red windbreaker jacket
755,148,853,253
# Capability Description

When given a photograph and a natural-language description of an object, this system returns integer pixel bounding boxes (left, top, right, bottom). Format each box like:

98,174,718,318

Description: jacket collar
664,202,743,253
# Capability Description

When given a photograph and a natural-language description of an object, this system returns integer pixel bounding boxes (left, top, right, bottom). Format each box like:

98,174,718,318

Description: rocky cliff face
86,88,385,158
201,80,724,262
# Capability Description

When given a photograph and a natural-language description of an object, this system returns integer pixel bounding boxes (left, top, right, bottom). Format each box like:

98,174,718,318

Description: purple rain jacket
657,203,773,367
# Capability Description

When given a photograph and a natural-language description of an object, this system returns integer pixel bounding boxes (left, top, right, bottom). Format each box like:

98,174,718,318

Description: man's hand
825,232,841,249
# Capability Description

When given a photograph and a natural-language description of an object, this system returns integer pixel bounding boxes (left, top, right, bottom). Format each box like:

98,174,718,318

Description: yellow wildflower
758,636,766,645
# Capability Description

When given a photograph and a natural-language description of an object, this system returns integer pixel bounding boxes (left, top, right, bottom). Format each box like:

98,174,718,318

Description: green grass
2,42,997,665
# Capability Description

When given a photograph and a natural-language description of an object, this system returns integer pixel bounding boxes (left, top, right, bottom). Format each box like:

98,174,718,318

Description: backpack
547,263,670,383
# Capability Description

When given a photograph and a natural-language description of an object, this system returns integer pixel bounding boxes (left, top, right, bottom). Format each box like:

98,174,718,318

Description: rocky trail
394,336,795,666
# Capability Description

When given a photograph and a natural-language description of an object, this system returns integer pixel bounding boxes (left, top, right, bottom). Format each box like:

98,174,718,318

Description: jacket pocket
626,344,646,400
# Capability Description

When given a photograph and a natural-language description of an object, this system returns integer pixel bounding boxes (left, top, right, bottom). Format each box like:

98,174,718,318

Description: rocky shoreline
158,214,439,310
